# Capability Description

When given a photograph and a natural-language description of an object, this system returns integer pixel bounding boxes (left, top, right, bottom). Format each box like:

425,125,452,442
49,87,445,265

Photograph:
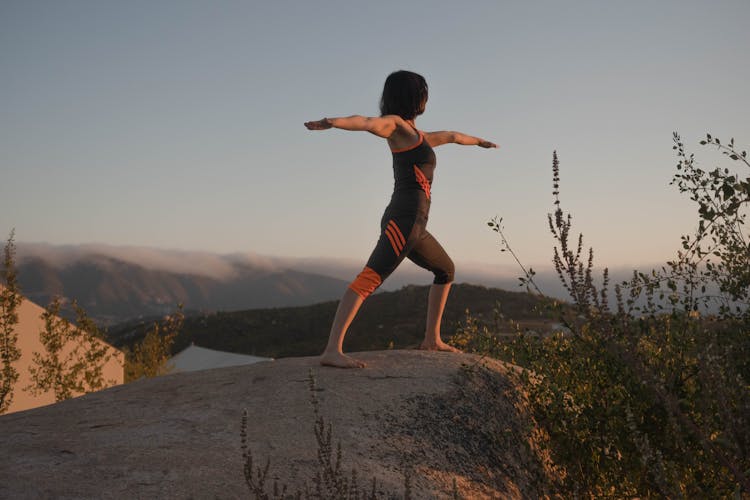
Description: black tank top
388,129,436,215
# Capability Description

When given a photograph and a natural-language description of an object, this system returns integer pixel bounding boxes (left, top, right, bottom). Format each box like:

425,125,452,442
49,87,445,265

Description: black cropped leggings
349,210,454,299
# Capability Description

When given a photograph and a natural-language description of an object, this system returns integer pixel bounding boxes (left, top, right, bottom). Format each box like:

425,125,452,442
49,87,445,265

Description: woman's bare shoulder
380,114,410,131
386,116,421,151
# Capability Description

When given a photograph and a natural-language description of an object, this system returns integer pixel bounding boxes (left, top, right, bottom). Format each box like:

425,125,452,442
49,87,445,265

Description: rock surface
0,350,558,499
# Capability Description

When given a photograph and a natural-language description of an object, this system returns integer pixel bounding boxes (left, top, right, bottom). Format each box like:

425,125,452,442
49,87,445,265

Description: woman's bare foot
320,351,367,368
418,340,461,353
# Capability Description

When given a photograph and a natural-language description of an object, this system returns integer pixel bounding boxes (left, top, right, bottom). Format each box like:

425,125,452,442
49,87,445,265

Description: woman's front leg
320,287,367,368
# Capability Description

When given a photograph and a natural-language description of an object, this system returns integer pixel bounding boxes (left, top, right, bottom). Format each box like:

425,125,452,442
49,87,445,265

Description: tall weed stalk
240,370,430,499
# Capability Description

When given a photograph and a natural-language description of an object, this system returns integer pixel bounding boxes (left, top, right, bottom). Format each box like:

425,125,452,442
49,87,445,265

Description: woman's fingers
304,118,332,130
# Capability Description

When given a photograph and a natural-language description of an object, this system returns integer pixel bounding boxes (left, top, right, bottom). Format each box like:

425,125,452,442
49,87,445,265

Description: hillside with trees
108,283,557,358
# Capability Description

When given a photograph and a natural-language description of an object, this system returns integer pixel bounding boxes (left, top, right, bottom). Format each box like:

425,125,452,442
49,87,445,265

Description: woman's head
379,70,428,120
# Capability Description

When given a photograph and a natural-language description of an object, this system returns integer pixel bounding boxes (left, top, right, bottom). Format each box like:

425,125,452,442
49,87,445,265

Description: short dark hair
379,70,428,120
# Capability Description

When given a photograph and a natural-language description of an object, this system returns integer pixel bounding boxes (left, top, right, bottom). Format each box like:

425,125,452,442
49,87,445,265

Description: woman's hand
477,139,498,149
304,118,333,130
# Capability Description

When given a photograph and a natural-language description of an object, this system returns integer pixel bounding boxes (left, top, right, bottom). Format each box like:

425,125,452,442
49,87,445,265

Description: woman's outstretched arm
304,115,400,138
424,131,497,148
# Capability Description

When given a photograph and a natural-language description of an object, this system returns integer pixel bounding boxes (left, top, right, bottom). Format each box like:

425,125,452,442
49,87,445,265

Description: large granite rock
1,350,559,499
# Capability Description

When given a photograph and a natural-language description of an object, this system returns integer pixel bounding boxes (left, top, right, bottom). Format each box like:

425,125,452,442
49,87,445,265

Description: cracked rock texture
1,350,559,499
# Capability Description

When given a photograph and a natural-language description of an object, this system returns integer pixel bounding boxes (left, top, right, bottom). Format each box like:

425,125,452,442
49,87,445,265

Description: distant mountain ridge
16,250,349,324
13,242,588,326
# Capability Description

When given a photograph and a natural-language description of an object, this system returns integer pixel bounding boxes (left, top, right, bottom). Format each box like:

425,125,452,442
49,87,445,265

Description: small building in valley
168,344,272,373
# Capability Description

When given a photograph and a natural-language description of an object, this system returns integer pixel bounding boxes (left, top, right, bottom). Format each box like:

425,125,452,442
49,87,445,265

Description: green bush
456,137,749,497
27,297,118,401
124,306,183,382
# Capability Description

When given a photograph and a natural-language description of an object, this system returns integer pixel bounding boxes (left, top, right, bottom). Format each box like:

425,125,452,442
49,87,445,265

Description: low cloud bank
15,242,663,302
16,243,279,281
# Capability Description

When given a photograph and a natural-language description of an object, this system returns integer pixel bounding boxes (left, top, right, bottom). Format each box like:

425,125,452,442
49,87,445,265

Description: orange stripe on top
388,220,406,247
349,266,382,299
390,131,424,153
384,227,402,255
413,165,431,200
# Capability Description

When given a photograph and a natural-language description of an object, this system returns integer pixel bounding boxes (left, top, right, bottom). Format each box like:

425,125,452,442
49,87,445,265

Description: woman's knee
433,258,455,284
349,266,383,299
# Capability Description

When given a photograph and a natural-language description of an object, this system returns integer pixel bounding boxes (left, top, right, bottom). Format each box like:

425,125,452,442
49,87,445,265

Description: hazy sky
2,0,748,277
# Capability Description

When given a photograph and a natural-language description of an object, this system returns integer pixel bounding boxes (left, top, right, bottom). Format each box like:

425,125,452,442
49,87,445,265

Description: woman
305,70,497,368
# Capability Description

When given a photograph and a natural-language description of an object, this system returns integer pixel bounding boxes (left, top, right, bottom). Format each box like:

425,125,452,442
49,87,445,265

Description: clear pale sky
2,0,748,275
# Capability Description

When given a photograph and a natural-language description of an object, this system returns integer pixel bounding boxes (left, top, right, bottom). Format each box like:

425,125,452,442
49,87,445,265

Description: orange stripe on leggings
387,220,406,247
385,224,403,249
348,266,382,299
384,227,402,255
